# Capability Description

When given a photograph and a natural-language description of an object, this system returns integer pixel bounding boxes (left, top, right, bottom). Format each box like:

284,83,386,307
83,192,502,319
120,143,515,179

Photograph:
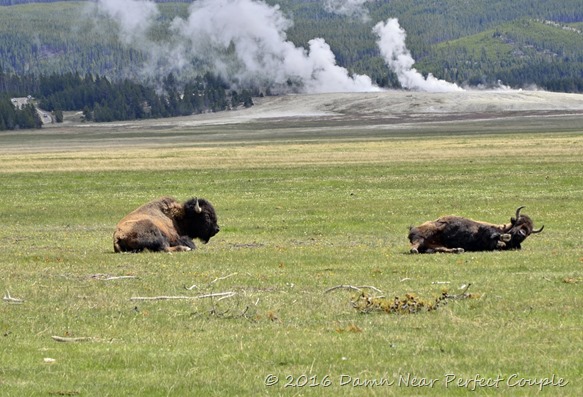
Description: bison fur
408,206,543,254
113,196,219,253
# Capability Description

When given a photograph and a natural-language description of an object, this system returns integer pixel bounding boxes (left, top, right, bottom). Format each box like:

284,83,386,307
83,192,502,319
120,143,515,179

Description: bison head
503,206,544,249
179,197,220,244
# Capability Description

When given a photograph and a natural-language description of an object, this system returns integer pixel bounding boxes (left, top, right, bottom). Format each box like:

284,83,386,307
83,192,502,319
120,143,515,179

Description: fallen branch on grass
90,274,138,281
324,285,384,294
130,292,236,301
102,276,138,281
198,292,238,301
51,336,94,343
136,273,255,320
3,291,24,304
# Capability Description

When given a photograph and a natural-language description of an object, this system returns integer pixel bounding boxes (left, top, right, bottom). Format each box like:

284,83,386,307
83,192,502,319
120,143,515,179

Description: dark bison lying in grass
113,196,219,253
408,206,543,254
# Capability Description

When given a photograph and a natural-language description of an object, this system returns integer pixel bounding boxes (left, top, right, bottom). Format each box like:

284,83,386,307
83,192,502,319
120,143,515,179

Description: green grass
1,122,582,395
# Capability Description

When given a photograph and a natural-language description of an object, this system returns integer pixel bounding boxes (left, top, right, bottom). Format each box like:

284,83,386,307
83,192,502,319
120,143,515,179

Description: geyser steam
93,1,462,94
94,0,379,94
373,18,463,92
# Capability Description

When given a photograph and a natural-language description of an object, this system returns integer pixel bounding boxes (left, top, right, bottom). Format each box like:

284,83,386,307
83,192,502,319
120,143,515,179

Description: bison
113,196,219,253
408,206,543,254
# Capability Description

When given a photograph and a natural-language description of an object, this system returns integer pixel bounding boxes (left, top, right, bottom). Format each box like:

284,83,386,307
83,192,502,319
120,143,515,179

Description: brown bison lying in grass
113,196,219,253
408,206,544,254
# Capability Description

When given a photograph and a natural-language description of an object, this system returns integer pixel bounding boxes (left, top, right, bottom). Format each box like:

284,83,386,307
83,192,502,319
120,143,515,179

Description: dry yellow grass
1,134,582,173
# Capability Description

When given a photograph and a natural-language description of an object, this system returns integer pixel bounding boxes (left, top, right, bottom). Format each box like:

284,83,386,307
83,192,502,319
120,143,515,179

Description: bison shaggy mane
113,196,219,253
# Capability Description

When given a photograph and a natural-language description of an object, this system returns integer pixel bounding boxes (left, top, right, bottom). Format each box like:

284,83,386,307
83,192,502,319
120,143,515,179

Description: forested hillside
427,19,583,92
0,0,189,4
283,0,583,91
0,68,255,130
1,0,582,92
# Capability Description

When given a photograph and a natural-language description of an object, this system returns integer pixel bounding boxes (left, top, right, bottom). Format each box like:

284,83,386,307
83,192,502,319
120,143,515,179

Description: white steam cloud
373,18,463,92
171,0,378,93
95,0,159,45
94,0,379,94
93,1,462,94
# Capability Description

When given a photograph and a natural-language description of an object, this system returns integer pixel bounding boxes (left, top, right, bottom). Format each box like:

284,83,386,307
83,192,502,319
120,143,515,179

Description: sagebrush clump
349,285,477,314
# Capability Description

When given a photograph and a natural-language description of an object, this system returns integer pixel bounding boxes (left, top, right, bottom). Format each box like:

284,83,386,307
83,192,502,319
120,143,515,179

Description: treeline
36,72,255,122
0,0,191,5
0,95,41,130
0,70,255,128
0,0,70,4
1,1,583,92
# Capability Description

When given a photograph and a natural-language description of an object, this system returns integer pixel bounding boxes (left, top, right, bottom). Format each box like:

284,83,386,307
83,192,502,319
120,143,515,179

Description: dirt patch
236,90,583,121
2,90,582,154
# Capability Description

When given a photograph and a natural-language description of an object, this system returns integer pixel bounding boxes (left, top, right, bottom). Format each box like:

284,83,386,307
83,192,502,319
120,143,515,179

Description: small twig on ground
195,292,237,301
51,336,94,343
217,293,237,301
130,292,236,301
3,291,24,304
324,285,384,294
210,272,238,285
185,272,238,290
90,274,138,281
431,281,450,285
447,283,473,300
131,295,195,301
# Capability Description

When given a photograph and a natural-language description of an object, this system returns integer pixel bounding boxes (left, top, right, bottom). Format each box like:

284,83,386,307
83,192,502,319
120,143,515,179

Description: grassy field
0,106,582,396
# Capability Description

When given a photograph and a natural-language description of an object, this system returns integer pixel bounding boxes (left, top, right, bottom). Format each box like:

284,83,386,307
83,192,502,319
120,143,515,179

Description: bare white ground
159,90,583,127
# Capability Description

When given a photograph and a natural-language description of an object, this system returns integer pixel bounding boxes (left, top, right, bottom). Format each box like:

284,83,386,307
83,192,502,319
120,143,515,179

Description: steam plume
373,18,463,92
94,0,159,45
93,1,462,93
93,0,379,94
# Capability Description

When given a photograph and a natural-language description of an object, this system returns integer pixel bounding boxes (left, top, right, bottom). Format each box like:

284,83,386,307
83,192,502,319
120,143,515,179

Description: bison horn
515,206,526,220
532,225,544,234
194,198,202,214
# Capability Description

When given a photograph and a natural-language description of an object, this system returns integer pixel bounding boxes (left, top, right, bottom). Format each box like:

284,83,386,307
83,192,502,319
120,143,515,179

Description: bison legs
426,246,464,254
410,244,465,254
409,236,464,254
145,234,196,253
114,227,167,252
409,234,464,254
164,245,192,253
410,236,511,254
114,220,197,253
165,236,196,252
